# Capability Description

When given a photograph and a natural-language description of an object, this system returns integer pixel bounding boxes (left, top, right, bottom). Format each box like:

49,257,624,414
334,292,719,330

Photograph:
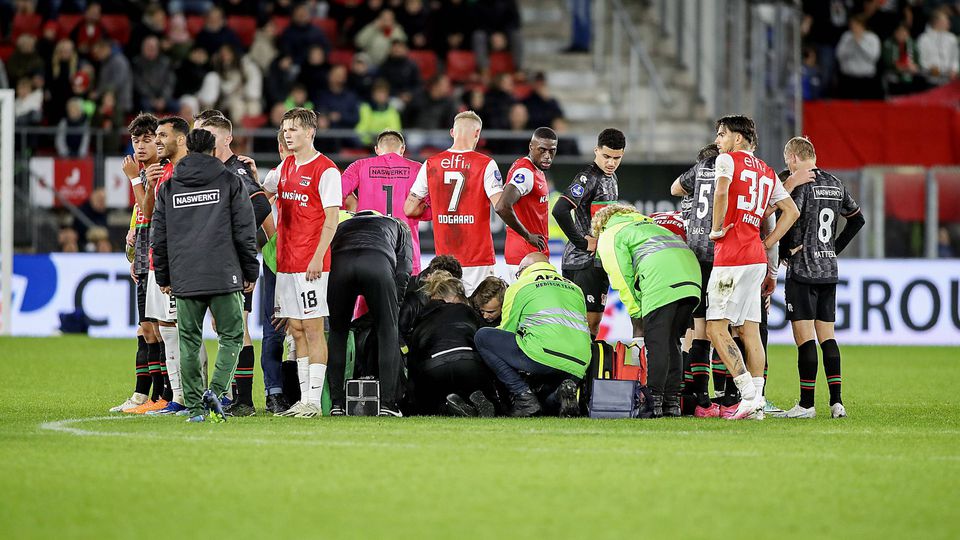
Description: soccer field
0,337,957,539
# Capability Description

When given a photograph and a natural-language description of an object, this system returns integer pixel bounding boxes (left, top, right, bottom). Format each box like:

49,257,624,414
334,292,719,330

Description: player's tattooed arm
403,192,426,218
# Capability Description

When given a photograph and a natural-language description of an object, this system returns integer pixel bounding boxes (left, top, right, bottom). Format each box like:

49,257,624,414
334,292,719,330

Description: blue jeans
259,263,284,396
475,327,562,395
569,0,592,50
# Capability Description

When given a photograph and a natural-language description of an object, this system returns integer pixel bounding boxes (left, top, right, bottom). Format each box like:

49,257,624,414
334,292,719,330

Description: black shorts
692,261,713,319
562,265,609,313
243,290,253,312
784,279,836,322
136,273,154,324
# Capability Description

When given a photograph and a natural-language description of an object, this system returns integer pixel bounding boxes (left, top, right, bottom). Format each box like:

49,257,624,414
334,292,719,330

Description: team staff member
152,129,259,423
779,137,864,419
552,128,626,338
593,204,701,417
326,210,413,417
495,127,558,280
475,253,591,418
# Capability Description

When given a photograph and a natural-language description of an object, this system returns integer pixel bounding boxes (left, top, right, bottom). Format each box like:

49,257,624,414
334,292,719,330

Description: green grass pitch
0,336,958,539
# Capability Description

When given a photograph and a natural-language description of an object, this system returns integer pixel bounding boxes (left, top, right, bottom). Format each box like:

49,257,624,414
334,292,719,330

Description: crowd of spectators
802,0,960,100
0,0,569,157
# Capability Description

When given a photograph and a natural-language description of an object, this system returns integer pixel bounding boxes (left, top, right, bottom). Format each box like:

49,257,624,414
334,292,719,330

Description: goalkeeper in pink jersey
341,130,429,273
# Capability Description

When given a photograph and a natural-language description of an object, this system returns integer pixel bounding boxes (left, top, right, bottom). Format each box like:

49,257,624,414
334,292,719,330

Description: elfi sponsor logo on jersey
440,154,470,169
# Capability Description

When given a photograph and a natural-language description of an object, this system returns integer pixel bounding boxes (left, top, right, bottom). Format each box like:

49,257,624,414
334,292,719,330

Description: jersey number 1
443,171,465,212
381,184,394,217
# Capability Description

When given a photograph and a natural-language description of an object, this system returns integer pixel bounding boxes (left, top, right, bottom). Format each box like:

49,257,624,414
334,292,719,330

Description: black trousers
411,353,498,415
643,298,698,395
327,250,402,406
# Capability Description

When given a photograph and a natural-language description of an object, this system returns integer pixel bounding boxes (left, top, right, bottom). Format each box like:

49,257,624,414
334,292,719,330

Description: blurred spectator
254,102,289,153
565,0,591,53
133,36,177,113
279,2,332,65
175,46,213,99
938,226,955,257
398,0,429,49
801,46,824,100
0,60,7,91
14,77,43,125
836,15,882,99
523,72,564,129
483,73,516,130
917,9,960,86
248,18,280,72
802,0,853,94
127,3,168,58
284,82,315,110
462,86,485,117
553,117,579,155
356,9,407,65
91,40,133,115
266,54,299,106
76,189,108,246
7,34,45,87
346,0,387,43
69,69,94,108
355,79,402,146
45,39,79,123
487,102,528,155
220,0,261,17
317,64,360,129
166,12,194,58
87,226,114,253
194,6,243,55
70,2,109,59
347,52,376,101
297,44,331,102
472,0,522,71
56,97,91,157
212,44,263,119
404,74,457,129
36,20,60,60
91,90,123,152
883,25,921,95
859,0,903,42
427,0,474,57
380,40,421,100
58,227,80,252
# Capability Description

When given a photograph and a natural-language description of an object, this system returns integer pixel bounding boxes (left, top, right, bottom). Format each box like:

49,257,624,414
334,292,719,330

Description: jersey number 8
818,208,835,244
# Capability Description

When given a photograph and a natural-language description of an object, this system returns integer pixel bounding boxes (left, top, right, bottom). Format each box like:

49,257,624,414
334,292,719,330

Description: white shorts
275,272,329,319
461,265,496,296
145,270,177,322
505,264,520,284
706,263,765,326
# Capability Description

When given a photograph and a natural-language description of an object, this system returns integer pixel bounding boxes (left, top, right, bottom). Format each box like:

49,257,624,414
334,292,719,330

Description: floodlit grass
0,336,957,539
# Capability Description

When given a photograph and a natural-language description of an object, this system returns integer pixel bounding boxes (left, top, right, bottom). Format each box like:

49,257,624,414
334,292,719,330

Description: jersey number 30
443,171,465,212
736,170,774,218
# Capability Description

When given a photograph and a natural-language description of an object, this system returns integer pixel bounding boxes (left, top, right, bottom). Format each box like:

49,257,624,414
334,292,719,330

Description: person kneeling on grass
474,252,591,417
592,204,701,418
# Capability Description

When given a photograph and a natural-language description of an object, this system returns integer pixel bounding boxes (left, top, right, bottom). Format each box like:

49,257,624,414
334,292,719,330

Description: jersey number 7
443,171,465,212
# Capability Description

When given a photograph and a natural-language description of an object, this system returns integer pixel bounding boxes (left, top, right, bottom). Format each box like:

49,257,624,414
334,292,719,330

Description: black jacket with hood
151,153,260,297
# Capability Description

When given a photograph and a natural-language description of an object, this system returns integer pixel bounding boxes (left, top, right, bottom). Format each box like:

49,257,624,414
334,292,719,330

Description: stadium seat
408,50,438,81
227,15,257,48
101,15,131,46
313,18,338,45
11,13,43,40
186,15,205,38
445,50,477,83
884,173,925,222
0,44,13,62
272,16,291,37
329,49,354,67
56,14,82,39
488,51,515,76
241,115,268,129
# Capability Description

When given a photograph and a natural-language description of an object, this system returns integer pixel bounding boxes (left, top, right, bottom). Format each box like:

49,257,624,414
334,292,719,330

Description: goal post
1,89,13,335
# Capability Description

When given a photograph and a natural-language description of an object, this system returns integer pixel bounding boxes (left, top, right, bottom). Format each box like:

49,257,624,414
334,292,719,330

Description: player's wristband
129,175,142,187
708,229,724,240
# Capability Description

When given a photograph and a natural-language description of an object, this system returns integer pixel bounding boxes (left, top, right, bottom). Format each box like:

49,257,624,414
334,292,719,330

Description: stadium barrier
7,253,959,346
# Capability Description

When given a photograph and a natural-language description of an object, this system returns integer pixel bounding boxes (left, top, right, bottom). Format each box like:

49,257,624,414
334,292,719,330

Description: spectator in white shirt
917,10,960,87
836,15,882,99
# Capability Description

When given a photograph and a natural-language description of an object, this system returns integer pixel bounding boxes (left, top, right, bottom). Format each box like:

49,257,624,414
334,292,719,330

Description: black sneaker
444,394,478,417
265,394,290,415
510,390,541,417
224,402,256,417
469,390,496,418
329,404,345,417
663,393,681,417
556,379,580,418
378,405,403,417
650,393,664,418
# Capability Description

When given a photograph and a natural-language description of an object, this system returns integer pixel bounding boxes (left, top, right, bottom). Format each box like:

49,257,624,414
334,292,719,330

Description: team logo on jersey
173,189,220,208
570,183,585,197
512,172,525,184
299,175,311,187
494,169,503,185
237,168,247,175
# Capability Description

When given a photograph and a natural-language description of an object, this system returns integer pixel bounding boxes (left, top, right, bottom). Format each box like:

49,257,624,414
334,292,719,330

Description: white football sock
297,356,309,398
307,363,327,407
753,377,765,401
159,325,183,404
132,392,148,404
733,373,757,401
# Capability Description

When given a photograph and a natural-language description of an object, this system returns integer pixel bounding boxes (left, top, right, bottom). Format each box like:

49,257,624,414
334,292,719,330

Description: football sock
798,340,818,408
307,363,327,407
297,356,309,400
753,377,765,401
157,340,172,402
134,336,151,396
147,342,162,401
733,373,757,401
234,345,255,406
711,349,726,398
159,325,182,404
681,350,693,393
820,339,842,405
689,339,711,400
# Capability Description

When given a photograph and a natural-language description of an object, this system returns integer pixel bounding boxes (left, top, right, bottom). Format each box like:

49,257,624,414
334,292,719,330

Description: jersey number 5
735,170,774,218
697,183,712,219
443,171,465,212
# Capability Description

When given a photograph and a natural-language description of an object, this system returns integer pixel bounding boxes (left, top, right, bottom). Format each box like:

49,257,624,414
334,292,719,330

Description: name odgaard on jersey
438,214,475,224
